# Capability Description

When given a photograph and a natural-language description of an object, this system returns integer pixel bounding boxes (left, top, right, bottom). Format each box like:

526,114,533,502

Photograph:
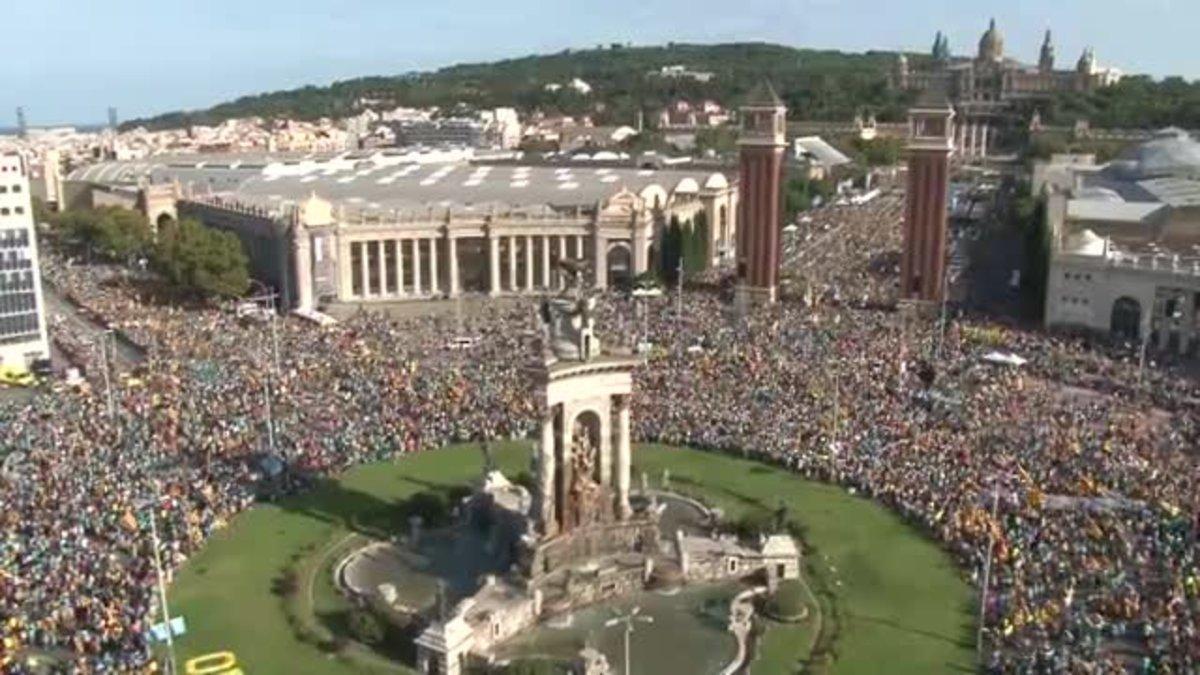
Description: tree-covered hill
123,41,1200,133
123,42,914,131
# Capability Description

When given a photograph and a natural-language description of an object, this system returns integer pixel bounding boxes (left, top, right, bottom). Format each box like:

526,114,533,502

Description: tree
53,206,152,263
851,136,903,167
153,217,250,298
765,579,807,621
684,211,710,272
347,608,386,646
694,127,738,156
659,216,684,281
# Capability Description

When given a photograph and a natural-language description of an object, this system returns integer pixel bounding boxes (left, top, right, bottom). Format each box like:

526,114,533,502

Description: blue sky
5,0,1196,125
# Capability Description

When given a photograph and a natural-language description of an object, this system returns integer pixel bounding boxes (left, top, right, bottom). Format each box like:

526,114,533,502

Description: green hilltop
123,42,914,131
123,42,1200,132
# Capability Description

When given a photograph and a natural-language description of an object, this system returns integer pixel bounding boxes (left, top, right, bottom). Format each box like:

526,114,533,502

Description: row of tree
46,205,250,298
657,212,711,281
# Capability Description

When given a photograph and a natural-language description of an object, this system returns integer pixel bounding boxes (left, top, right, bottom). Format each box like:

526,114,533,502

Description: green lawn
167,443,973,675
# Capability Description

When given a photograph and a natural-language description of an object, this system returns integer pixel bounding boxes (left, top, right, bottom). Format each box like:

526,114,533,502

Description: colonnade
341,230,609,302
955,118,992,160
488,234,588,296
348,236,442,299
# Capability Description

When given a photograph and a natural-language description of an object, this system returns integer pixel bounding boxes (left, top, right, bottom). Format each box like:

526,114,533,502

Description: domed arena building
1036,128,1200,353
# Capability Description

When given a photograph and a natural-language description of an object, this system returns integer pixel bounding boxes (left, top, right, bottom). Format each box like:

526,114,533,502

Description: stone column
376,240,387,297
337,233,351,301
981,123,990,159
488,231,501,296
558,236,568,289
395,239,406,296
598,407,612,487
358,241,370,298
559,405,574,533
1158,297,1171,351
616,395,631,519
969,123,979,159
592,232,608,289
428,237,440,296
632,222,649,275
293,230,313,310
446,234,459,298
574,234,584,260
508,235,518,292
524,235,535,291
539,408,557,537
1180,293,1195,355
541,235,551,289
412,238,423,295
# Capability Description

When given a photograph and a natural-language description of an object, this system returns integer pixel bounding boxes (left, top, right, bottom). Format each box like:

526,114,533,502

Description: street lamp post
676,259,684,322
604,607,653,675
138,488,178,675
95,329,117,423
244,286,281,375
976,486,1001,668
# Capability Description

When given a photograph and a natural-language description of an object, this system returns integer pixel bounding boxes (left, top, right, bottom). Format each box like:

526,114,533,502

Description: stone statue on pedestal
539,259,601,364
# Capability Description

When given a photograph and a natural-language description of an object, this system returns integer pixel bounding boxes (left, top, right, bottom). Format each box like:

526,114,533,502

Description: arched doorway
156,212,175,232
606,243,632,288
1110,297,1141,341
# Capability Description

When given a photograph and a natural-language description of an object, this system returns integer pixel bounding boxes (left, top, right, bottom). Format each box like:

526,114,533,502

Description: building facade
895,20,1122,160
0,154,49,371
1039,129,1200,355
897,21,1121,106
65,154,738,309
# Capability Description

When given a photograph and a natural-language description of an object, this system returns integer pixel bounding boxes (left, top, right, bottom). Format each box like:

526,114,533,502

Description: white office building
0,153,50,371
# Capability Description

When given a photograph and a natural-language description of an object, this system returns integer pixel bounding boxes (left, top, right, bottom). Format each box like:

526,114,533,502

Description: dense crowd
1,246,1198,674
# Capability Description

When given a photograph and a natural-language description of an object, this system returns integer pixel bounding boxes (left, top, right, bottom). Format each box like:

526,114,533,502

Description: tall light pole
95,329,116,423
264,374,278,452
976,487,1001,668
138,488,178,675
245,288,281,374
605,606,653,675
675,259,684,322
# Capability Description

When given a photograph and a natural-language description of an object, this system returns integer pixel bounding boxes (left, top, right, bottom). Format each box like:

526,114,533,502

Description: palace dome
978,18,1004,62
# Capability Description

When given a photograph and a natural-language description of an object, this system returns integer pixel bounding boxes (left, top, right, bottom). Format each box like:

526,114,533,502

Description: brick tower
735,82,788,309
901,94,956,303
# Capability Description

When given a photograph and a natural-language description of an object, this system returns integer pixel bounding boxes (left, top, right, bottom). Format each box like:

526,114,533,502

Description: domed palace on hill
893,20,1122,159
895,19,1122,106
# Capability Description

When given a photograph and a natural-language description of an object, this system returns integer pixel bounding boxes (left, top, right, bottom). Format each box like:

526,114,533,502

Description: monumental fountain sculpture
335,260,802,675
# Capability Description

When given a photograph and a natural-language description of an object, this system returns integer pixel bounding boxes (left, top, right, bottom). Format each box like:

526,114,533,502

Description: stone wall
524,518,659,578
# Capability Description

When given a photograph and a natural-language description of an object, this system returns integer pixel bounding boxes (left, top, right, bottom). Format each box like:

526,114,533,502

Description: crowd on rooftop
1,222,1198,673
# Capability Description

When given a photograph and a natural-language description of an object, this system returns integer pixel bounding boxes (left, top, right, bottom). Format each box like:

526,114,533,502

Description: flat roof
67,155,733,216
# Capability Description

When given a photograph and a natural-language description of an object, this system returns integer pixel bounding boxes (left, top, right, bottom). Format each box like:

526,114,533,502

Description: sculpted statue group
539,259,601,364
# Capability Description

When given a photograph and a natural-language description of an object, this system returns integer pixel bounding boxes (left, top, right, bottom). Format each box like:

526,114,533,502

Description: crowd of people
1,242,1197,673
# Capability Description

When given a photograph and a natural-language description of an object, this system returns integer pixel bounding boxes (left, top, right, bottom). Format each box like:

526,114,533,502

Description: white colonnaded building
64,150,738,310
